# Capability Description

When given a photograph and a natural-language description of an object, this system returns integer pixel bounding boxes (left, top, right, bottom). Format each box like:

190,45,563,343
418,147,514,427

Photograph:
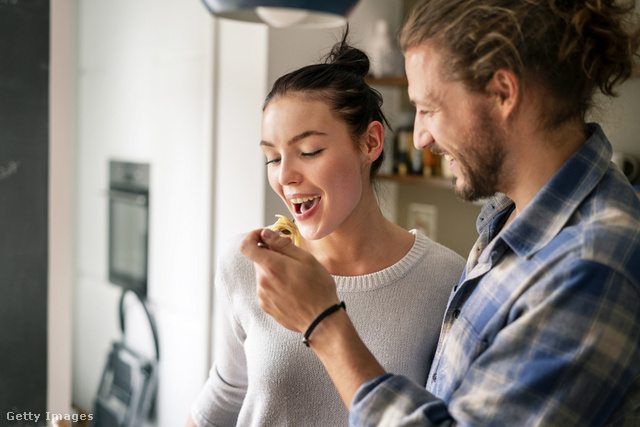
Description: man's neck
501,117,587,218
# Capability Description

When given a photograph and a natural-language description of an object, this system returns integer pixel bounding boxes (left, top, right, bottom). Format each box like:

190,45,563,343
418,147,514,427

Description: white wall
591,78,640,158
49,0,74,417
212,20,269,261
605,0,640,157
73,1,215,425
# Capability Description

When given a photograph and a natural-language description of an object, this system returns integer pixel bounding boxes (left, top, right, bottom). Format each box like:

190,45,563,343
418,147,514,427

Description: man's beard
452,110,507,202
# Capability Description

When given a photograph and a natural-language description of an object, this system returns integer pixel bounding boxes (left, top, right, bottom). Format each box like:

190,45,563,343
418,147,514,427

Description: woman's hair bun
323,28,371,78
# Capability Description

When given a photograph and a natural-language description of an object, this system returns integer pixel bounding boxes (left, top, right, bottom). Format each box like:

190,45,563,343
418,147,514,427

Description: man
241,0,640,425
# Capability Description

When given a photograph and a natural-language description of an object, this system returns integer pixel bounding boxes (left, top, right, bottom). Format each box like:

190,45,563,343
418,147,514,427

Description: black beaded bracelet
302,301,346,347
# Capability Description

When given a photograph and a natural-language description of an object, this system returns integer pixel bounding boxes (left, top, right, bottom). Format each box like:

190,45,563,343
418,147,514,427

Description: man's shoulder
557,183,640,285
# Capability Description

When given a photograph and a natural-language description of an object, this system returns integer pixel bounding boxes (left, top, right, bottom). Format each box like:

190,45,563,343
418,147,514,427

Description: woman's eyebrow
260,130,327,147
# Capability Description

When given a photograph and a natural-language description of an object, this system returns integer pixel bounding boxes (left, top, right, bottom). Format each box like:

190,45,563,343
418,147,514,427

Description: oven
108,160,150,297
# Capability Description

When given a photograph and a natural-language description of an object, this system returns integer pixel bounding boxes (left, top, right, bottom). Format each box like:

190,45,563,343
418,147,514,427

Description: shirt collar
478,123,612,259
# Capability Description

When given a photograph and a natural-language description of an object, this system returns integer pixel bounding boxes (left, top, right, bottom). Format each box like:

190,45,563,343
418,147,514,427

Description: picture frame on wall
407,203,438,242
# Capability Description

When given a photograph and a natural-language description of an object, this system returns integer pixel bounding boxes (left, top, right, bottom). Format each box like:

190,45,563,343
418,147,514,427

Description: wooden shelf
366,75,408,86
377,174,453,189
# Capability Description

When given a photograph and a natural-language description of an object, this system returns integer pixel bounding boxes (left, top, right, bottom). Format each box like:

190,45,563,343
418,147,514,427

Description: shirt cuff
352,373,394,406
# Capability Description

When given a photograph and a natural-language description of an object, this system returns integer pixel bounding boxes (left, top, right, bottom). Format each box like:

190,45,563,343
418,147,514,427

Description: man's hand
240,228,340,333
241,227,386,408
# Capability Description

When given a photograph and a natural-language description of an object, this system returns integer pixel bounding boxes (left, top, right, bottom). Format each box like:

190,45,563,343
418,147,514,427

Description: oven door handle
108,189,148,205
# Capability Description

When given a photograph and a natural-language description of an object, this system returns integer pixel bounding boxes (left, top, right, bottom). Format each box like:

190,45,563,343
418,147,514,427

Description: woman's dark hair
400,0,640,130
263,28,391,181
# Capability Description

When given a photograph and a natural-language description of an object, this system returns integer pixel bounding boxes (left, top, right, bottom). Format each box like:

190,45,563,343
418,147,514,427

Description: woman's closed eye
266,149,324,165
265,157,281,166
302,149,324,158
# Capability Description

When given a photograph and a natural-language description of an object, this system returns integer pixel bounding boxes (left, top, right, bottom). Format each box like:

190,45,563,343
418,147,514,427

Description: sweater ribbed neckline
332,230,428,293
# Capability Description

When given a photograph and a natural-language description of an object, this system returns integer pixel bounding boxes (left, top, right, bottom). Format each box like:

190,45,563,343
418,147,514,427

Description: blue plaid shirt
350,124,640,426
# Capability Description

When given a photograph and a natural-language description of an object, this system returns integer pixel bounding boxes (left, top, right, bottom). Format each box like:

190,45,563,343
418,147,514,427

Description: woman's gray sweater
191,230,465,426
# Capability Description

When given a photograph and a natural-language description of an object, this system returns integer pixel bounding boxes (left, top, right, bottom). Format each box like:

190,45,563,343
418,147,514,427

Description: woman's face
261,94,368,241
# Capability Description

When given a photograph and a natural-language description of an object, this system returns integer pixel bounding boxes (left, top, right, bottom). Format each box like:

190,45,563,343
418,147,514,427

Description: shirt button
453,285,458,292
452,309,460,319
432,372,437,382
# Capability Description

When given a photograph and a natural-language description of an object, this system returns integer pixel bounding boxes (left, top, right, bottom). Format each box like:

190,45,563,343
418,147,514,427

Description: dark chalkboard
0,0,50,423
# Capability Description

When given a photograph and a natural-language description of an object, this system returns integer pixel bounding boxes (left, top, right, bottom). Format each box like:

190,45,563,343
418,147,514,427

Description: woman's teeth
292,195,320,214
291,196,318,204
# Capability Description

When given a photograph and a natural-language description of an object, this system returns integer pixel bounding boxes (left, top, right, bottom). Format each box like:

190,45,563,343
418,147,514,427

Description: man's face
405,43,509,202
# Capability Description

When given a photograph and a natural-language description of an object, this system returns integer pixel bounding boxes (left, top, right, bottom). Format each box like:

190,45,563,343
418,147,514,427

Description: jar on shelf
369,19,402,78
392,112,415,176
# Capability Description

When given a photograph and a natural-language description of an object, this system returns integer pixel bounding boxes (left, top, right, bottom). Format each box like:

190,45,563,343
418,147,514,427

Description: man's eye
302,149,324,158
420,107,439,117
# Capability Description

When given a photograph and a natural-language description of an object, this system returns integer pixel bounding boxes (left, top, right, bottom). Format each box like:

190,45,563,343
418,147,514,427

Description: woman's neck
302,190,414,277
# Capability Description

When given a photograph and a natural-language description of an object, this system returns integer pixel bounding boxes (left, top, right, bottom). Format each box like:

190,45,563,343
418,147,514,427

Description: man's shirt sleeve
350,261,640,426
350,374,451,427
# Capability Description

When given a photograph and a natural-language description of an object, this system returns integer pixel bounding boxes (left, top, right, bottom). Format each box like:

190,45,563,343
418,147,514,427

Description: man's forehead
406,51,445,105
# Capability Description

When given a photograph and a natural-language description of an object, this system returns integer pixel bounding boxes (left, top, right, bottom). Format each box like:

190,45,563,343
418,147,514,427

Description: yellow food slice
271,214,301,247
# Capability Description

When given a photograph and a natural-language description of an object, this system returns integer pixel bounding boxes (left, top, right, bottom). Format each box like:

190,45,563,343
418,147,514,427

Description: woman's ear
362,121,385,164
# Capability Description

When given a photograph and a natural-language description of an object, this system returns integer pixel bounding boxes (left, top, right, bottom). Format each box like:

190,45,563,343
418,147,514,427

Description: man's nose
413,127,435,151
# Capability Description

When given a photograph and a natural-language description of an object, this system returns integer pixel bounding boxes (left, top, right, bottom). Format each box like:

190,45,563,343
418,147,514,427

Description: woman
187,32,465,427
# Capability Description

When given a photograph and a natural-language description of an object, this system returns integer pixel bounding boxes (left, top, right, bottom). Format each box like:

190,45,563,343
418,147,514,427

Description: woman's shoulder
215,232,255,287
411,230,466,270
398,231,465,296
218,231,249,261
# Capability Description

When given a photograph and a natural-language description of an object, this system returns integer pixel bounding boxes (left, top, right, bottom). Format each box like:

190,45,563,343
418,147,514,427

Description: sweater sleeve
191,239,250,427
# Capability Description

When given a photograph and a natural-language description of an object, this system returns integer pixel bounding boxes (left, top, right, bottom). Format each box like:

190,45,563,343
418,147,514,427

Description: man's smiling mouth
291,195,321,214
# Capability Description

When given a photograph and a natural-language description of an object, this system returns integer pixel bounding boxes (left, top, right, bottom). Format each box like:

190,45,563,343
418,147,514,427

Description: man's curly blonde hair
400,0,640,129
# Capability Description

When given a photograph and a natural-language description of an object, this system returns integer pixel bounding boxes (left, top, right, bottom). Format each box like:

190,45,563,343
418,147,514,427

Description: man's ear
362,121,385,164
487,69,519,120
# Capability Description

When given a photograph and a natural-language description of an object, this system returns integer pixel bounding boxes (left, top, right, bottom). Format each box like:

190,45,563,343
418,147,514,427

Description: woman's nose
278,159,301,186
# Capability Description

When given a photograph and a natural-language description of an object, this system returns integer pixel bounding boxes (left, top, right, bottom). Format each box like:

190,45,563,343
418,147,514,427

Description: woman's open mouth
291,195,321,215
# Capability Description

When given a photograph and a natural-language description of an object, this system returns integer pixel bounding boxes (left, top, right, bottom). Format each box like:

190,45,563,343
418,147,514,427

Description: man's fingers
258,228,311,261
240,229,303,272
240,229,274,262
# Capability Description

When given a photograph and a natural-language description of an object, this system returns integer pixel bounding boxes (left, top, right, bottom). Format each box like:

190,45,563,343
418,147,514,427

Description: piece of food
271,214,301,246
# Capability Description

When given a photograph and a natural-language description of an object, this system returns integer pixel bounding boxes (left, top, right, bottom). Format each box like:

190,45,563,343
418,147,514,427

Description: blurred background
1,0,639,425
